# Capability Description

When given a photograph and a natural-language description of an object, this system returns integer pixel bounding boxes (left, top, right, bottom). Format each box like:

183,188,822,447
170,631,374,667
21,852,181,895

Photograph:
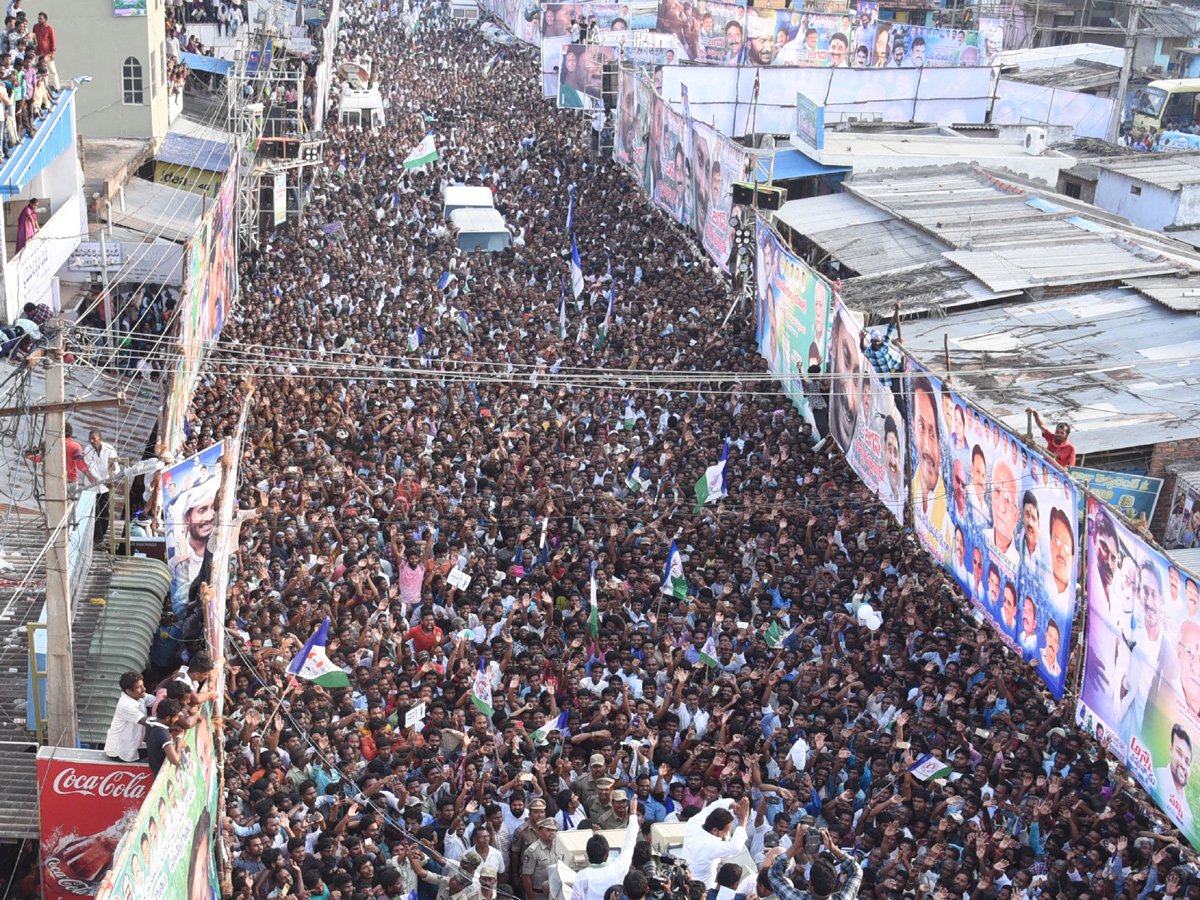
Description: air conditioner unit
1024,127,1047,156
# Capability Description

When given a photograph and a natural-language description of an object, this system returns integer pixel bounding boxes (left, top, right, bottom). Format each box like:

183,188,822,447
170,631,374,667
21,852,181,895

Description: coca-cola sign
51,768,151,800
38,750,150,900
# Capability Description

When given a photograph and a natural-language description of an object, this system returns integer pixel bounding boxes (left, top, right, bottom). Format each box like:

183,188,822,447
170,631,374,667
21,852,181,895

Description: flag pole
263,681,294,730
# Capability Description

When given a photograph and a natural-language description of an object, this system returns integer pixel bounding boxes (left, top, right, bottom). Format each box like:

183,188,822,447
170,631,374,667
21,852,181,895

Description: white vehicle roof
449,207,507,233
444,185,495,208
340,87,383,111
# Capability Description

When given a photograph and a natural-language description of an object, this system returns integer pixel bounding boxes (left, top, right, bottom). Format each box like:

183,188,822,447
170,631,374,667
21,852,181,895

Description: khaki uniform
426,873,481,900
573,773,601,810
511,821,540,869
594,805,629,830
521,839,559,900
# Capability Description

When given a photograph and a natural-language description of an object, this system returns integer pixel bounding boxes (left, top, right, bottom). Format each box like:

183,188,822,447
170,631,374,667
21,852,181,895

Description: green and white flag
694,440,729,509
471,659,494,717
765,621,795,650
660,540,688,599
627,462,649,494
698,631,718,668
908,753,953,782
623,399,637,430
287,619,351,688
404,132,439,168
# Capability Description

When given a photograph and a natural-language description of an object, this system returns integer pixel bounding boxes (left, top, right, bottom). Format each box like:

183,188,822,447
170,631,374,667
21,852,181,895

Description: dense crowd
135,4,1200,900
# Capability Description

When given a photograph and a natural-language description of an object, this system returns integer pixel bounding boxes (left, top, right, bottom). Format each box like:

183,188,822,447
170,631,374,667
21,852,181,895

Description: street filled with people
149,4,1200,900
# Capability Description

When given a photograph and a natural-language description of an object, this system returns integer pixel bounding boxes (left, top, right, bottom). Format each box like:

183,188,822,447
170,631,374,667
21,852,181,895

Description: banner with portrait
477,0,542,45
557,43,616,109
754,224,835,434
632,73,654,184
691,123,748,272
541,2,630,36
823,301,907,521
162,441,226,618
655,0,746,64
905,364,1078,697
1165,478,1200,550
651,103,690,225
1078,497,1200,841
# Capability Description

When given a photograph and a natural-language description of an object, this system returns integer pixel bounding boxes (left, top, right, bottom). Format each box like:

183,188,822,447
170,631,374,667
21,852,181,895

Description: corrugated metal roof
1097,156,1200,190
1123,274,1200,311
1006,60,1122,92
1140,6,1200,38
899,287,1200,454
0,364,162,517
838,262,1016,315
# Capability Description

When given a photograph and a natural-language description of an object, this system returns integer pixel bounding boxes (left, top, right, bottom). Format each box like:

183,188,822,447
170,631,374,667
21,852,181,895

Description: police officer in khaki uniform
511,797,547,888
521,818,561,900
479,865,499,900
595,791,631,830
573,754,607,812
413,848,483,900
585,777,615,820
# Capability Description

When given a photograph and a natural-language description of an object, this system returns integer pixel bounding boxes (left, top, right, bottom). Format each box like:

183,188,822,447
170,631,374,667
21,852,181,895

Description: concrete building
54,2,169,142
1093,156,1200,232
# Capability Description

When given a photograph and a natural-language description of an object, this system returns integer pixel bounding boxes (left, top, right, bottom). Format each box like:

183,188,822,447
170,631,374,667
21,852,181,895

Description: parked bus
1132,79,1200,137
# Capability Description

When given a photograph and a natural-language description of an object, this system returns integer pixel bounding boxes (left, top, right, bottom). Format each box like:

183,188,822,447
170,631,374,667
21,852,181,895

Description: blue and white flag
570,237,584,299
695,440,729,508
599,261,614,343
559,277,568,339
531,710,569,745
437,271,452,290
627,461,650,494
566,184,575,234
661,540,687,599
408,327,424,351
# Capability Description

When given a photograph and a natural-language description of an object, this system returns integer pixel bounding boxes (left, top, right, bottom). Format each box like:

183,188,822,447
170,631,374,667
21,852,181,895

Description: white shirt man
83,432,119,494
568,808,639,900
682,799,751,888
104,674,153,761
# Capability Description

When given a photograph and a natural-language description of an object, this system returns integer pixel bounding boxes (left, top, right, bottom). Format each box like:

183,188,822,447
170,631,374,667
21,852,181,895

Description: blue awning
180,51,233,76
0,89,75,196
757,149,850,182
156,131,231,173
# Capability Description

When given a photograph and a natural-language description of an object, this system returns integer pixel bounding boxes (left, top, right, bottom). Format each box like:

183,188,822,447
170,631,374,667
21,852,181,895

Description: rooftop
899,287,1200,455
1095,155,1200,190
1005,59,1123,92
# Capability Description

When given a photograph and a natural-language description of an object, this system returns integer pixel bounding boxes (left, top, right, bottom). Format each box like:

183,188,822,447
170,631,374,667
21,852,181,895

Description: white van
450,0,478,20
340,87,385,128
450,208,511,252
443,185,495,220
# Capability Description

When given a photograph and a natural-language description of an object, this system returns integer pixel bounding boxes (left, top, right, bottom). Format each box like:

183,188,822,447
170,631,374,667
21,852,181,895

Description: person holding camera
766,826,861,900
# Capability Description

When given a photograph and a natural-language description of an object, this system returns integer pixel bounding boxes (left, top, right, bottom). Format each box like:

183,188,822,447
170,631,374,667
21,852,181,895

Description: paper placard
405,701,427,729
448,568,472,590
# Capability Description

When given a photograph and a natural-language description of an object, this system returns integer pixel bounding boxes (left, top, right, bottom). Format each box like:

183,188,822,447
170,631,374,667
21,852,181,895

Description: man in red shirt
1028,407,1077,468
32,12,58,94
405,607,443,654
63,424,93,484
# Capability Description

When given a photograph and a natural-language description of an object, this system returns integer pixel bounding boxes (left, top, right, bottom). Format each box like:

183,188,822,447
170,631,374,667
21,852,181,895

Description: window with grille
123,57,144,105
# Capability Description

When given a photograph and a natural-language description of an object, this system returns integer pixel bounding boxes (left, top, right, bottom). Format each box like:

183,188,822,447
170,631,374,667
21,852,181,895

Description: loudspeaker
732,181,784,210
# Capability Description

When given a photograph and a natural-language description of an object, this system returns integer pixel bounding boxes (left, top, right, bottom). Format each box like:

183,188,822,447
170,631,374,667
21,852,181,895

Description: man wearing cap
412,848,482,900
744,10,776,66
168,468,220,616
586,776,616,821
520,818,560,900
574,754,607,812
478,866,499,900
595,790,630,830
511,796,547,874
568,796,639,900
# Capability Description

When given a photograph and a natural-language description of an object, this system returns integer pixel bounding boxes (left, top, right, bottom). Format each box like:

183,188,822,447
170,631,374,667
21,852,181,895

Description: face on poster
652,105,690,225
558,43,615,109
823,302,906,521
632,75,653,181
656,0,745,63
697,131,744,272
755,226,834,432
1078,497,1200,841
162,442,226,617
906,365,1078,697
1166,482,1200,550
615,70,638,167
542,2,629,36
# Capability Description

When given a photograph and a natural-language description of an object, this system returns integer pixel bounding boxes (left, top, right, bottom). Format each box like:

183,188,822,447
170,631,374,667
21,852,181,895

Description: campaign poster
643,91,665,195
769,6,865,66
656,0,745,64
1070,467,1162,533
754,225,834,432
95,707,219,900
632,75,653,185
693,125,745,272
824,301,907,521
39,750,152,900
614,68,638,168
906,363,1078,697
894,23,988,67
542,2,629,36
558,43,616,110
1078,497,1200,839
1166,480,1200,549
652,104,689,224
162,441,225,617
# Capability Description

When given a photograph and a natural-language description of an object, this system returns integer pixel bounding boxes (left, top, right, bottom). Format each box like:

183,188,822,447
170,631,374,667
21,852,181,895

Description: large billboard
558,43,617,109
692,122,749,272
906,364,1079,697
162,442,225,617
1079,498,1200,839
651,103,691,224
163,168,237,454
824,301,907,521
1166,479,1200,550
655,0,746,64
754,224,834,432
39,750,152,900
476,0,542,45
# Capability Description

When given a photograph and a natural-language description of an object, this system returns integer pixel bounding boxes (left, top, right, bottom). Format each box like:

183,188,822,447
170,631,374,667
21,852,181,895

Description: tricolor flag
471,658,494,717
623,399,636,430
408,327,424,351
908,753,953,782
694,440,729,509
698,630,718,668
559,277,568,340
570,237,584,299
404,132,439,169
286,619,352,687
627,461,649,494
531,710,569,745
336,155,348,177
660,540,687,599
566,184,575,233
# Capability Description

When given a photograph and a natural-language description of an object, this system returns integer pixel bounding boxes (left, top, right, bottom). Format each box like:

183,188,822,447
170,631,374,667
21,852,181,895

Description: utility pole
40,327,125,749
1109,0,1141,143
43,331,77,749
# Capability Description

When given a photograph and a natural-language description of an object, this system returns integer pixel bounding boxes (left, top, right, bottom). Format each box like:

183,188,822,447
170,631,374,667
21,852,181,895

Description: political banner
655,0,746,63
1166,479,1200,550
95,709,219,900
652,103,690,224
39,750,152,900
614,68,638,168
754,223,834,433
162,441,225,617
824,301,907,521
558,43,616,109
476,0,541,45
632,74,653,183
692,124,748,272
1070,466,1162,532
1078,497,1200,839
542,2,629,36
906,364,1078,697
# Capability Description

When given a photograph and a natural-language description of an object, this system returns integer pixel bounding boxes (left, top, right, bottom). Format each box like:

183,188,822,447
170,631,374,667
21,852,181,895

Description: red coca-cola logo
51,768,150,800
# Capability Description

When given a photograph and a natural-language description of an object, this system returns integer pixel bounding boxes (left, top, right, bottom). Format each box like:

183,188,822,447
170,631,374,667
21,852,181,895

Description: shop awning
757,149,850,182
180,51,234,76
